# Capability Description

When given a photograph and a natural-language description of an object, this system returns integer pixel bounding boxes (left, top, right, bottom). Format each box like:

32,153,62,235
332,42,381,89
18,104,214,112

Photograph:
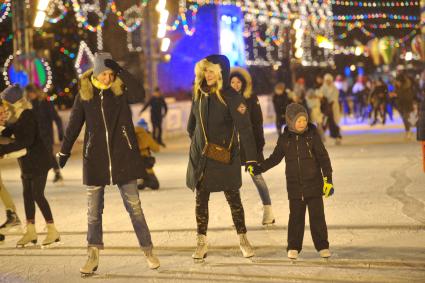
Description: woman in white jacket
320,74,342,145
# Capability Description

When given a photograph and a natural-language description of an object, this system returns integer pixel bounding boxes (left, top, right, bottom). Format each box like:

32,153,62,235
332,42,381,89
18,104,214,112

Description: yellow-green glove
323,176,334,198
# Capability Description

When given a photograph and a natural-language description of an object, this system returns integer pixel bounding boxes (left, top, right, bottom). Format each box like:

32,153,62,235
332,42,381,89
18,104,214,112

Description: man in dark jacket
57,53,160,274
25,84,64,183
256,103,333,260
272,82,291,135
140,87,167,147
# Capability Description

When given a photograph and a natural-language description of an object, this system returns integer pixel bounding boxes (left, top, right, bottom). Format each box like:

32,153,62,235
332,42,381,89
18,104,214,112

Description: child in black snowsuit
254,103,334,259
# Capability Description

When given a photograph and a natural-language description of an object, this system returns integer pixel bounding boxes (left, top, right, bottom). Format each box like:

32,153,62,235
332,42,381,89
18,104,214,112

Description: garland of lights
45,0,69,24
333,21,420,29
3,54,53,93
336,24,419,42
331,0,419,7
0,0,11,23
74,40,94,75
111,1,148,32
333,14,418,21
71,0,113,32
0,33,12,47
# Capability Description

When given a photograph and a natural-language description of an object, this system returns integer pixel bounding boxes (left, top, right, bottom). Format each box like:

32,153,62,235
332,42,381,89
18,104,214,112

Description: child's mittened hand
245,162,262,176
323,176,334,198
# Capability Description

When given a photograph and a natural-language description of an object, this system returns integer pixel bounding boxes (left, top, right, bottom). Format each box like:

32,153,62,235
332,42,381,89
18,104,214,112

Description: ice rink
1,122,425,283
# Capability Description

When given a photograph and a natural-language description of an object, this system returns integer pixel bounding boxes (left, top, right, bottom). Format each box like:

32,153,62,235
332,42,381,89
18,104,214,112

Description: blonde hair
2,97,32,122
193,59,226,104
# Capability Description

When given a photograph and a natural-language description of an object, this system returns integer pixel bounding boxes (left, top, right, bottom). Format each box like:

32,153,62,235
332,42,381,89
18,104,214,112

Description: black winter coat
141,96,167,124
273,92,291,120
31,99,64,147
61,69,147,186
186,89,258,192
0,110,51,177
417,98,425,141
240,94,265,163
261,124,332,199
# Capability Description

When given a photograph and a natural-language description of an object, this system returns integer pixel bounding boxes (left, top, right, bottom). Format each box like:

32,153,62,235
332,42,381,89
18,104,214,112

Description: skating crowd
0,53,424,276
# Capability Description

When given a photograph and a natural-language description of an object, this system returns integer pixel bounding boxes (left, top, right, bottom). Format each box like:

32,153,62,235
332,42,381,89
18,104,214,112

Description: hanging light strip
0,0,11,23
331,1,419,7
333,14,419,21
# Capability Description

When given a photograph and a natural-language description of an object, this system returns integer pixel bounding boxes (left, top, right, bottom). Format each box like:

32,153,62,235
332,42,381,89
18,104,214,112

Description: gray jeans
251,174,272,205
86,180,152,250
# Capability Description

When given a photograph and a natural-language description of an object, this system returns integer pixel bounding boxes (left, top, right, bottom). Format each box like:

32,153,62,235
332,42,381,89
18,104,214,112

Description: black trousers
152,119,163,144
287,197,329,252
196,188,247,235
22,173,53,223
275,117,285,135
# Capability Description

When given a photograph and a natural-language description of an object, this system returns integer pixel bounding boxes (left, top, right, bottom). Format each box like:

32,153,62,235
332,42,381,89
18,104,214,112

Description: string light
45,0,68,24
0,33,12,47
331,0,419,7
71,0,113,32
0,0,11,23
333,14,419,21
333,21,420,29
111,1,147,33
74,40,95,76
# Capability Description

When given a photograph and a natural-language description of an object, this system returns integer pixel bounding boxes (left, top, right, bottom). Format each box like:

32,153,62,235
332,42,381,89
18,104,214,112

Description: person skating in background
187,55,259,261
24,84,64,183
0,85,60,248
140,87,167,147
394,74,415,140
57,53,160,274
253,103,334,260
0,101,23,234
290,77,307,108
272,82,291,135
321,74,342,145
369,78,388,125
135,118,160,190
306,75,325,142
230,67,275,225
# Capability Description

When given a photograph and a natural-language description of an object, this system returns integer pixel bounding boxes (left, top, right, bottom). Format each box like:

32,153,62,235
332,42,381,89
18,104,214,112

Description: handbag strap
199,92,234,150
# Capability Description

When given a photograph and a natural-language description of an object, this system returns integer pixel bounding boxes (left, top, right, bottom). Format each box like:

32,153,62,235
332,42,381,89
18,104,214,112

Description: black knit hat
285,103,309,134
205,54,230,88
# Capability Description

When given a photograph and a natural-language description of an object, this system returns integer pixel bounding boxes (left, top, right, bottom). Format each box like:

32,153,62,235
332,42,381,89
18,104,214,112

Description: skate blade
81,272,97,278
16,240,38,248
41,239,63,249
193,253,207,263
262,219,276,226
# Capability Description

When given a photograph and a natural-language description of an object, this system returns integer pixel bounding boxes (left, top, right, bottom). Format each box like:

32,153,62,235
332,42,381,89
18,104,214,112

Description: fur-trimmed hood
230,67,252,99
79,69,124,101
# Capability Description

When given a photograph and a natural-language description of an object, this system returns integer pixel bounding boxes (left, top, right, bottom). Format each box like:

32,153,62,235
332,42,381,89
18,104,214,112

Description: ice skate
262,205,275,226
16,224,37,248
41,223,61,248
52,171,64,184
0,209,22,233
192,234,208,262
287,250,298,262
80,247,99,277
319,249,331,260
239,234,254,258
143,248,160,269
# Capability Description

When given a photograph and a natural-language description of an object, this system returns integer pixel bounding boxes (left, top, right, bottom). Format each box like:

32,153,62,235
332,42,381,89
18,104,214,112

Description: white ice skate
80,247,99,277
41,223,61,249
287,250,298,261
262,205,275,226
16,224,37,248
192,234,208,263
144,248,160,269
319,248,331,260
239,234,255,258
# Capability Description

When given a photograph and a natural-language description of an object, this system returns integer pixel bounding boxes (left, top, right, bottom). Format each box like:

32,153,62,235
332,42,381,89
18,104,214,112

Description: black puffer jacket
261,124,332,199
186,55,257,192
0,109,51,177
31,98,64,146
61,69,147,186
230,67,265,163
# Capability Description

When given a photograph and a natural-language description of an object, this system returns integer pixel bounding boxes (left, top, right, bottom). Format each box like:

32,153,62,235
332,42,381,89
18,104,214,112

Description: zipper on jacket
296,135,304,201
85,132,91,158
306,140,313,158
122,126,133,149
100,91,113,185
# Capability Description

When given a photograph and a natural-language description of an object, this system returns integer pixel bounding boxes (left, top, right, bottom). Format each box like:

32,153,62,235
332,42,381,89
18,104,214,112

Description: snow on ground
0,122,424,283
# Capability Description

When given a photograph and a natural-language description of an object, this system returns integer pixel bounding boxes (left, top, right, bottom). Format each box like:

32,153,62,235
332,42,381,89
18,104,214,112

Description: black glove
104,59,122,75
143,156,156,168
245,161,262,176
56,152,70,168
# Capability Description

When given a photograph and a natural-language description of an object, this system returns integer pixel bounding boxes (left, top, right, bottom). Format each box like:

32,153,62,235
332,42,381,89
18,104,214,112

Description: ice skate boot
319,249,331,260
262,205,275,226
16,224,37,248
80,247,99,277
52,170,63,184
239,234,254,258
143,248,160,269
42,223,61,248
192,234,208,262
287,250,298,261
0,209,22,233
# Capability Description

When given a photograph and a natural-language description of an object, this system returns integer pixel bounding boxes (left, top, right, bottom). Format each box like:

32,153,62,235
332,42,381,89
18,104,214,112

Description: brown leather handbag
199,94,234,164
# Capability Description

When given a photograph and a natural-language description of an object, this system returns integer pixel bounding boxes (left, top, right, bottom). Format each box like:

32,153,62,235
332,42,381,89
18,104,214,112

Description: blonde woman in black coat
229,67,275,225
187,55,260,260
